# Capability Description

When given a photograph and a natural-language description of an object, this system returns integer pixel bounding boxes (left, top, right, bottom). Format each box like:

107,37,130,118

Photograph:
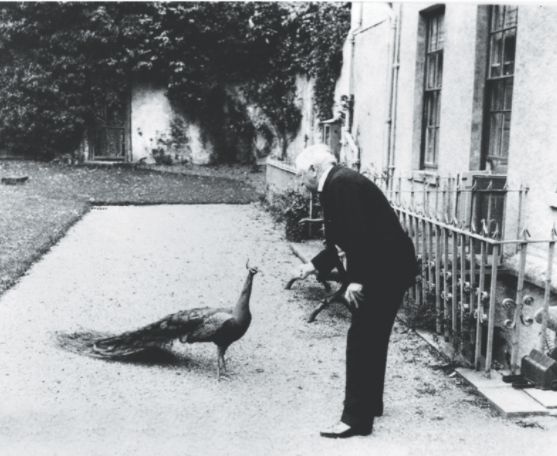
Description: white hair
295,144,337,174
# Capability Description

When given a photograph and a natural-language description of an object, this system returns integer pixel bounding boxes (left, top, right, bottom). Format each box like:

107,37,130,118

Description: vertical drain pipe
386,3,402,195
346,3,363,169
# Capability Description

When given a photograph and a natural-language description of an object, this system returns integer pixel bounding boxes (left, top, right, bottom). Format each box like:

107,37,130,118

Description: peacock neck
233,271,254,321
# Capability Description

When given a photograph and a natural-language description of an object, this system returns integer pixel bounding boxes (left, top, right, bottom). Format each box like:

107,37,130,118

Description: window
483,5,517,170
420,8,445,169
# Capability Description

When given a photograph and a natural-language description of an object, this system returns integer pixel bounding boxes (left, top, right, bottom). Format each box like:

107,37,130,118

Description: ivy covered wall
0,2,350,162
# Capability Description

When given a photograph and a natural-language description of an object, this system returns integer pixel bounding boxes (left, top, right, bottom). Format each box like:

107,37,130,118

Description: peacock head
246,259,259,276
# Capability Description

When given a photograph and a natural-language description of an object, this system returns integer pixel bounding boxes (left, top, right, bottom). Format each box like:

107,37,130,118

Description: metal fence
268,154,557,377
371,173,529,240
358,170,557,376
393,201,557,376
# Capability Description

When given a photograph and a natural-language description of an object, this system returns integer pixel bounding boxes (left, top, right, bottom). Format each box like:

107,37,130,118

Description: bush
0,2,351,161
402,294,437,332
265,189,322,242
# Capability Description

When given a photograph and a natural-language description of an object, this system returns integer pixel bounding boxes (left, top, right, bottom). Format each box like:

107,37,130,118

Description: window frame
481,5,518,171
419,6,445,170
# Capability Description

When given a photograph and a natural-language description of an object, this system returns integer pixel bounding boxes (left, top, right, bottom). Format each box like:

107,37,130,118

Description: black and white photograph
1,1,557,455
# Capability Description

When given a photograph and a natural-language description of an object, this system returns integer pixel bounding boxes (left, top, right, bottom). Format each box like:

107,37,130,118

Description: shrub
402,294,437,332
265,189,322,242
0,2,351,161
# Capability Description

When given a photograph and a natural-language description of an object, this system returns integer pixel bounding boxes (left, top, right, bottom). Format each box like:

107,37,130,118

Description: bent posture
290,144,417,438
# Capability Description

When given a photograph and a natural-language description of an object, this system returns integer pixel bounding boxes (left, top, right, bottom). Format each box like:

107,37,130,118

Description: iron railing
369,172,528,241
363,171,557,376
393,202,557,376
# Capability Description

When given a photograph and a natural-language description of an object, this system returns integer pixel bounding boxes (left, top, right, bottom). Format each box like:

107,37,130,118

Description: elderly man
291,144,417,438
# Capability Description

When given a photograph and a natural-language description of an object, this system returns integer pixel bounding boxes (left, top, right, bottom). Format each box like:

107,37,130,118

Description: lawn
0,160,262,294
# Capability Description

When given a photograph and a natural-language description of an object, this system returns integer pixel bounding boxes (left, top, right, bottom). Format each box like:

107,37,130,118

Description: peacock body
56,263,258,379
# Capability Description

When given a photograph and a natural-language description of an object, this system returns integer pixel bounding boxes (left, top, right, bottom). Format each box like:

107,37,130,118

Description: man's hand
345,283,364,310
291,262,316,281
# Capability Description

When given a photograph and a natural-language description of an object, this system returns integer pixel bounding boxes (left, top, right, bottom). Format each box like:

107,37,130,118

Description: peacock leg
217,345,228,380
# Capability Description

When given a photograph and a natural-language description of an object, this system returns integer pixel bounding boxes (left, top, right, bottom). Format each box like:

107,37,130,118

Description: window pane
489,82,503,111
425,94,434,126
429,17,437,51
491,5,504,31
437,52,443,87
503,31,516,75
437,15,444,49
505,6,518,28
421,8,444,169
426,55,436,89
501,113,511,156
434,127,440,164
484,5,517,165
504,79,513,110
489,32,503,78
488,113,502,157
425,128,431,163
426,127,436,164
431,92,437,125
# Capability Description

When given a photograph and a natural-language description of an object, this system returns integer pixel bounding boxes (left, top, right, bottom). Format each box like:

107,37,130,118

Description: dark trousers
341,283,406,429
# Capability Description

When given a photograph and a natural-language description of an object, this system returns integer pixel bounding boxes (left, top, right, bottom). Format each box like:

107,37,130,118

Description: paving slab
456,368,548,417
525,388,557,409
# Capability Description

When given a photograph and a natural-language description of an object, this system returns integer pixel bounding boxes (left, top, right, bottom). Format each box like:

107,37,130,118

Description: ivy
0,2,350,161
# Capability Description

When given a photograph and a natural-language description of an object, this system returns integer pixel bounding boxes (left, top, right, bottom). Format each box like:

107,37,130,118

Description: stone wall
130,82,213,165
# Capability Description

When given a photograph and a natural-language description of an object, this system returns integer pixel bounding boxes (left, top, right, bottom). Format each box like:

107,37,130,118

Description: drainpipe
385,3,402,192
346,4,393,172
348,3,363,100
345,2,363,170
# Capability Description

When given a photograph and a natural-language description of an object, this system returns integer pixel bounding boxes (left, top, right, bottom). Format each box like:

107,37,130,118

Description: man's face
299,165,319,193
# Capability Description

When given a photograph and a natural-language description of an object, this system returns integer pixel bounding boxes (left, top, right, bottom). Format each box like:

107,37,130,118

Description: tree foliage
0,2,350,161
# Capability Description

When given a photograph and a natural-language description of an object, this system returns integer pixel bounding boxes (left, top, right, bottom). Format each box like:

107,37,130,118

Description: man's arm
290,241,339,281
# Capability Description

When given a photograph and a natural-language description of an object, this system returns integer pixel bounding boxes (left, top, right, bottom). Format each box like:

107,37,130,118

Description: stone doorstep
289,241,557,418
455,368,551,418
524,388,557,409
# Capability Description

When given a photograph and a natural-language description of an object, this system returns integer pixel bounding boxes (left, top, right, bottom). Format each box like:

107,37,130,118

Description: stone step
456,368,549,417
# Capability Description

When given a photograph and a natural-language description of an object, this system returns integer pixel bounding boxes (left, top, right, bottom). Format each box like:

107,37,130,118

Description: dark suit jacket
311,166,417,292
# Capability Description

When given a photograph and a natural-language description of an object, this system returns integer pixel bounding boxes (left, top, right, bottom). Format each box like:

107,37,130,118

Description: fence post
475,241,487,370
485,242,500,377
421,218,427,310
485,181,494,236
442,181,447,221
540,228,556,352
469,237,477,349
435,175,440,218
413,214,421,306
443,227,450,341
452,231,458,346
510,235,528,373
435,224,442,334
460,233,466,338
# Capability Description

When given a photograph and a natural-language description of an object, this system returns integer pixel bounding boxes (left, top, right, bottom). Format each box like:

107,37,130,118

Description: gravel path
1,204,556,456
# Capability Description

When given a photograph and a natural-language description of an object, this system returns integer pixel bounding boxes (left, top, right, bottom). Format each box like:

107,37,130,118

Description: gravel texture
1,203,557,456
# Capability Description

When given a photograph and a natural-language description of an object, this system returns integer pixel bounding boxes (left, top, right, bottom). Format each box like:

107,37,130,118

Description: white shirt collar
318,165,334,192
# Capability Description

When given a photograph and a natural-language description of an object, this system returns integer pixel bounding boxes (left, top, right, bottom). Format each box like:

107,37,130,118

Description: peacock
56,262,259,379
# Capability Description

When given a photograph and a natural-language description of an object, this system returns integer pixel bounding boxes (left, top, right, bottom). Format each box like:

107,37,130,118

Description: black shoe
319,421,373,439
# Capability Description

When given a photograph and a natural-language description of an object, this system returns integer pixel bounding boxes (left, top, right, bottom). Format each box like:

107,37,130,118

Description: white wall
284,76,321,162
506,5,557,241
130,82,213,164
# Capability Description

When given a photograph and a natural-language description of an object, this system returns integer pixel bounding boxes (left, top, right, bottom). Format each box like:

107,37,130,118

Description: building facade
267,2,557,371
338,2,557,247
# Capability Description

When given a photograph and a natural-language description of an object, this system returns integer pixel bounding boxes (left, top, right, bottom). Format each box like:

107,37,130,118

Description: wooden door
91,101,127,161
